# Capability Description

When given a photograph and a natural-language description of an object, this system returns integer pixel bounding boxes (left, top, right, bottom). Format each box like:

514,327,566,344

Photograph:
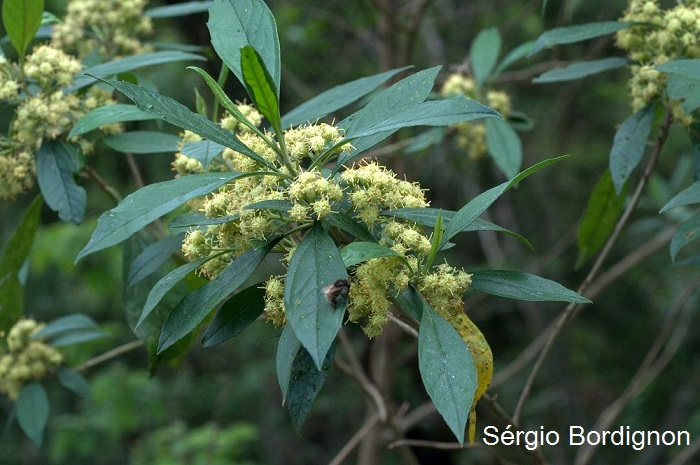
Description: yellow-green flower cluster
24,44,82,88
0,319,63,400
617,0,700,123
440,73,512,159
263,276,286,327
0,44,119,199
52,0,153,59
288,169,344,220
220,105,263,134
419,263,473,324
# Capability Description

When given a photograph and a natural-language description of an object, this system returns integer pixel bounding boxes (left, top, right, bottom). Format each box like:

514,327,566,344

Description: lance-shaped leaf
470,28,501,86
322,213,377,243
36,141,86,225
0,195,42,332
494,41,535,77
2,0,44,64
381,208,532,249
157,239,277,353
277,324,301,406
145,1,213,18
288,341,336,431
70,51,205,91
77,173,240,261
340,241,407,268
69,104,159,138
670,214,700,261
532,57,628,83
577,170,627,268
655,59,700,78
127,233,185,287
96,78,274,169
16,382,49,448
57,367,91,399
284,223,348,369
103,131,181,154
609,105,655,194
485,118,522,179
241,45,282,134
419,301,477,445
529,21,634,57
469,270,590,303
665,73,700,114
660,181,700,213
208,0,281,98
282,66,412,127
182,140,225,171
33,313,107,347
201,284,266,347
439,156,567,249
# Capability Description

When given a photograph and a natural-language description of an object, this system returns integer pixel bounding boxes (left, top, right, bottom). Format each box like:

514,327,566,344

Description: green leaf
208,0,281,98
36,141,86,225
348,96,501,139
50,330,107,347
281,66,412,127
98,78,273,169
241,45,281,133
493,41,535,76
382,208,533,249
532,57,628,83
69,104,158,138
529,21,634,56
469,270,591,303
470,28,501,86
169,213,240,232
244,199,293,212
102,131,181,154
145,1,213,18
666,73,700,114
201,284,266,347
340,241,407,268
609,105,655,194
33,314,100,340
322,213,377,243
338,67,441,159
77,173,240,261
419,303,476,445
276,324,301,406
0,188,36,327
577,170,627,268
288,341,336,431
284,223,348,370
671,214,700,260
425,211,444,270
181,140,225,171
440,156,567,249
655,59,700,78
157,239,277,353
16,382,49,448
57,367,91,399
485,118,522,179
127,233,185,287
392,284,425,322
2,0,44,64
660,181,700,213
70,51,206,91
138,255,211,328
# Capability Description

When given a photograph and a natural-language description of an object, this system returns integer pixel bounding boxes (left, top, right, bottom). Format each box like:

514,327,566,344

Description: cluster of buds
617,0,700,124
52,0,153,59
175,104,474,337
0,44,118,199
440,73,512,160
0,319,63,400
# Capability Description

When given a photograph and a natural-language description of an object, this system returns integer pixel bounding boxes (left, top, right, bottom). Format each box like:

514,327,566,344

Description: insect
322,279,350,310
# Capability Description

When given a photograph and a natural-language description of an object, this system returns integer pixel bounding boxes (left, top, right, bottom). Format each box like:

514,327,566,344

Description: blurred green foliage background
1,0,699,464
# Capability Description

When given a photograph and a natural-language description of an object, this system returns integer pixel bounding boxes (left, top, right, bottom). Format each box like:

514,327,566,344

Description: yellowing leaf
454,312,493,443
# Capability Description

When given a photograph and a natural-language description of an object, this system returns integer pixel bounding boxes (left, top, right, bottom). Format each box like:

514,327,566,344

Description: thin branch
336,330,388,421
511,109,673,426
666,436,700,465
575,276,700,465
81,164,122,204
73,340,144,372
387,312,418,338
328,414,380,465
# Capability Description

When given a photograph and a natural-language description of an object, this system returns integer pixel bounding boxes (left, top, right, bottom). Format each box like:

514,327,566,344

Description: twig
666,436,700,465
328,414,380,465
81,164,122,204
336,330,388,421
511,109,673,426
73,340,144,372
125,153,145,188
575,276,700,465
387,312,418,338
